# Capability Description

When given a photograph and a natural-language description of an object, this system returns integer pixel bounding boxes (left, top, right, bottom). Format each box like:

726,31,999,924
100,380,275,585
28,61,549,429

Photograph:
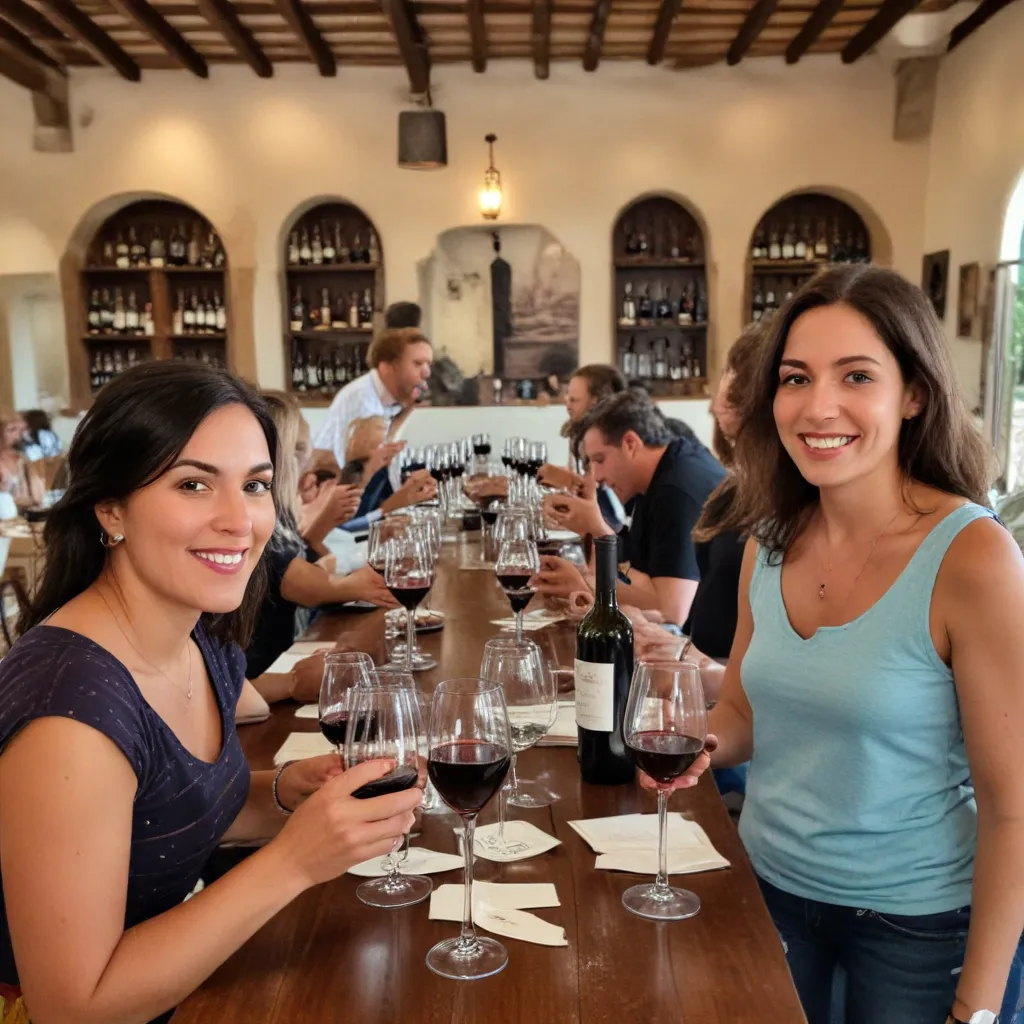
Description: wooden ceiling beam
647,0,683,64
947,0,1015,50
0,42,52,89
841,0,923,61
36,0,141,79
532,0,551,77
466,0,486,71
196,0,273,75
582,0,612,70
0,14,64,70
785,0,845,61
0,0,64,43
105,0,208,76
274,0,336,74
726,0,779,62
381,0,429,93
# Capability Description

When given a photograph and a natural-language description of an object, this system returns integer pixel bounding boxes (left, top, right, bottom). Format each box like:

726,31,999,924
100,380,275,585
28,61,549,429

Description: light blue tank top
738,502,994,915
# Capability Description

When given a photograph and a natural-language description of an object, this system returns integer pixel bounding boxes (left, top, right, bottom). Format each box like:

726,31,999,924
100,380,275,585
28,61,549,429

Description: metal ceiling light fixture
479,133,503,220
398,101,447,170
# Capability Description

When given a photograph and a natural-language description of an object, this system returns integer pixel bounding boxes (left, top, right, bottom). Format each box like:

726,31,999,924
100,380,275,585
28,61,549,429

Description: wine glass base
386,646,438,672
621,883,701,921
506,780,555,808
426,935,509,981
357,873,433,909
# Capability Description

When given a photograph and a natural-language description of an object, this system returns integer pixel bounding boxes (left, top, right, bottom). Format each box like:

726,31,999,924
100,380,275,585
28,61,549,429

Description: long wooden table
172,535,806,1024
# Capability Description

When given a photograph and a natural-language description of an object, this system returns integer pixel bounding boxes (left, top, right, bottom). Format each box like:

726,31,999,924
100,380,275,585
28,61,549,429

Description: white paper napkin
568,813,730,876
491,609,567,631
265,641,336,676
429,882,567,947
294,703,319,719
347,847,464,877
454,820,562,862
272,731,335,765
536,701,577,746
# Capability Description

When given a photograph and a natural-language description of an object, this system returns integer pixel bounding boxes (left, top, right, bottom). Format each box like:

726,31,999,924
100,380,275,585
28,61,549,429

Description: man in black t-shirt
545,390,724,625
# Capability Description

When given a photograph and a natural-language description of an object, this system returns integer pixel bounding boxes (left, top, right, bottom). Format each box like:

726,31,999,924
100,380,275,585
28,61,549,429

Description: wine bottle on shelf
309,302,320,330
681,340,693,379
844,230,856,264
668,225,680,260
305,350,319,391
322,225,336,264
576,535,635,786
172,291,185,335
655,285,672,322
751,227,765,261
87,289,101,334
318,288,331,329
201,232,216,269
299,228,312,266
128,227,146,267
205,292,216,333
653,338,668,380
795,220,810,260
331,296,346,330
358,288,373,329
214,291,227,332
637,286,653,326
348,292,359,329
290,288,307,332
830,221,845,262
619,283,636,327
814,220,829,259
669,344,682,381
114,232,130,270
127,347,139,369
112,288,127,333
752,283,765,321
125,290,140,333
213,235,225,268
102,240,115,267
636,342,652,380
143,302,155,336
100,289,114,332
765,284,779,317
854,231,868,263
149,226,165,268
695,281,708,324
621,336,637,378
288,232,301,266
113,348,125,376
351,233,364,263
323,353,335,389
782,221,796,261
187,225,201,267
311,225,324,266
90,351,102,390
768,227,782,261
337,230,350,263
184,292,197,334
169,223,187,266
637,231,649,257
332,349,345,386
292,343,306,392
624,224,639,256
102,349,114,383
368,230,380,264
678,281,695,325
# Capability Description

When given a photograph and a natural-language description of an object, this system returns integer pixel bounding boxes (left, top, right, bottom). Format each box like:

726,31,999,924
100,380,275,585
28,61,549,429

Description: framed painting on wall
922,250,950,320
957,262,981,339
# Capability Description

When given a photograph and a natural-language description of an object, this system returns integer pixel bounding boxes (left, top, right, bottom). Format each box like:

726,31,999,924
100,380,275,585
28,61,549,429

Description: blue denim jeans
758,876,1023,1024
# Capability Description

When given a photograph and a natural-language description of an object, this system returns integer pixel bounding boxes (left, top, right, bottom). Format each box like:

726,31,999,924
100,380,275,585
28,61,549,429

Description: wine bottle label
574,659,614,731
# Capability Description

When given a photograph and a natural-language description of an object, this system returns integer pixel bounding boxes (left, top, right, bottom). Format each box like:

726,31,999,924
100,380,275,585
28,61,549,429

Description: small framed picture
957,262,981,339
922,250,950,320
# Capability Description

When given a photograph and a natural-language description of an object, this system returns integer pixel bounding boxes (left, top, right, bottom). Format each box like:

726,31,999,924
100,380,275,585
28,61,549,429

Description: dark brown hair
574,364,626,404
578,388,674,449
693,324,766,543
367,327,431,369
385,302,422,329
721,264,991,557
20,362,277,648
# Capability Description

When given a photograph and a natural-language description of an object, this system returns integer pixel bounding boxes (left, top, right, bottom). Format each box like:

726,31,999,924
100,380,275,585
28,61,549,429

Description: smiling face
96,403,276,615
772,303,922,493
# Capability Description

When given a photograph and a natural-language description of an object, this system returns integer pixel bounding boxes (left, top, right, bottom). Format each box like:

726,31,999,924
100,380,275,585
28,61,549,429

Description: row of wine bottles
751,219,869,263
290,287,374,332
619,280,708,328
89,345,226,392
287,225,379,267
87,288,154,336
291,343,369,395
619,224,703,263
620,336,703,382
751,279,798,322
172,289,228,335
92,224,226,270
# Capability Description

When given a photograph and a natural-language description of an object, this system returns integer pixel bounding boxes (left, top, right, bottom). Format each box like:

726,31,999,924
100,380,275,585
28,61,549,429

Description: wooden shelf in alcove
289,329,372,342
82,332,151,343
285,264,381,274
171,333,227,342
293,393,337,408
615,259,706,270
617,322,709,333
164,266,228,275
750,260,825,274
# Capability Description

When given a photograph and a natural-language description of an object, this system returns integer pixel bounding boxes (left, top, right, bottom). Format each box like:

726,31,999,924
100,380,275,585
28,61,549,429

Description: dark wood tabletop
172,533,806,1024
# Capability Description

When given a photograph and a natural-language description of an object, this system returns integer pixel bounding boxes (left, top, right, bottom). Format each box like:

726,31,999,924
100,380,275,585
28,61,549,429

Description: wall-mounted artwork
957,261,981,339
922,250,950,320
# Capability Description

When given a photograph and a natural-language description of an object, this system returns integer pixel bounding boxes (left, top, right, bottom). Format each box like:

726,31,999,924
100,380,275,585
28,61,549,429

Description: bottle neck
593,537,619,611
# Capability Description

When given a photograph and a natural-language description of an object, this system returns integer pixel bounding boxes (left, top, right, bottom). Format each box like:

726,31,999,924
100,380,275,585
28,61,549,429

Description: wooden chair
0,537,30,651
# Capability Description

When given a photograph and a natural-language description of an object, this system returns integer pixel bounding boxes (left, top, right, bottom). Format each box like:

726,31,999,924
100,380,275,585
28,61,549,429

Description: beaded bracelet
272,759,297,815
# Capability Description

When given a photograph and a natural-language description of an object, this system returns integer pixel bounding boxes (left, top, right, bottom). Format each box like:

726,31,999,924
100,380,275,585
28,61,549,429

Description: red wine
481,508,499,526
498,572,534,613
501,455,512,469
319,710,376,747
576,536,635,785
628,731,705,783
429,467,444,482
474,443,492,457
351,764,420,799
388,580,432,610
428,740,511,817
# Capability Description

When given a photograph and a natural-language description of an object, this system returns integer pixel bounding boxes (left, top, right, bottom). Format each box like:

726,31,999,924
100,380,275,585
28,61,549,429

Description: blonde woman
0,411,43,508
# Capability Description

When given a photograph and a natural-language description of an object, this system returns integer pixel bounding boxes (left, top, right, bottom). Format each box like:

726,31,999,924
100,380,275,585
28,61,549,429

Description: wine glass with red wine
426,677,512,980
384,529,437,672
344,684,431,908
622,659,707,921
495,535,540,643
368,515,412,575
318,651,375,752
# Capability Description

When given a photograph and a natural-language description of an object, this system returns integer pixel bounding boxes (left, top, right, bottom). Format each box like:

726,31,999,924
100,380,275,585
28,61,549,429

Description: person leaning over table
0,361,420,1024
641,265,1024,1024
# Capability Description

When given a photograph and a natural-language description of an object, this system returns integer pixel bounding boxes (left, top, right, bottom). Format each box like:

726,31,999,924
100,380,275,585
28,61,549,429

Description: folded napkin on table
568,813,730,875
491,608,567,631
454,820,561,862
265,641,336,675
273,731,335,765
429,882,566,947
294,703,319,719
347,847,464,877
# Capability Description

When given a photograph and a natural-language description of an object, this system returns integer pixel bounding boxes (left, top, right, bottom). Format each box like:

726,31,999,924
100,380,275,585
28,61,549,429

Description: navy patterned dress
0,622,251,1023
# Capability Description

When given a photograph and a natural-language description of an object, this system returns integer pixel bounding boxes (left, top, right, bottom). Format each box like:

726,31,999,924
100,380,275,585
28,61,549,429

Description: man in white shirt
313,326,433,467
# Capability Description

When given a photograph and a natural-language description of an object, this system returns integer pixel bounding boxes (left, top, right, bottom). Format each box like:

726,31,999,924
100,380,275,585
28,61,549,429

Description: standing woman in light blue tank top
650,266,1024,1024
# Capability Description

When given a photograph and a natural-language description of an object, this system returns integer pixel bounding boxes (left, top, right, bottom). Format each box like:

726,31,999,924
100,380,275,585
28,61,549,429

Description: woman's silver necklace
97,586,193,699
815,509,903,602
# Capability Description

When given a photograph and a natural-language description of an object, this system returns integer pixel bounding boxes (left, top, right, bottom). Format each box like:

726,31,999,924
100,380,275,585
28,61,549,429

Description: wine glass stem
406,605,417,669
498,780,507,843
461,815,478,946
515,608,523,643
656,788,670,891
509,752,520,799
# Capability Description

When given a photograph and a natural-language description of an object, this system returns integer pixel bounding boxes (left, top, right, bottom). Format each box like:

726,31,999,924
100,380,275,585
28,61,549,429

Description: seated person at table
244,394,396,692
542,389,725,627
384,300,421,329
16,409,62,461
0,361,419,1024
0,410,44,508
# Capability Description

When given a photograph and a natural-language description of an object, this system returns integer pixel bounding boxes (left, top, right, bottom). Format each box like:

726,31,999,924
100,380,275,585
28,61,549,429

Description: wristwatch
946,1011,998,1024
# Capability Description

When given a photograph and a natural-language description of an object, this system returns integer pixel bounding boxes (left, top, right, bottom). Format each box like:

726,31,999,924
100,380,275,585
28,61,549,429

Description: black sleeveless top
0,622,250,1022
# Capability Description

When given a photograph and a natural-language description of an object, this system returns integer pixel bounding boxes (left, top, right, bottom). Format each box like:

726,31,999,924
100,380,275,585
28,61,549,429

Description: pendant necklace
816,509,903,602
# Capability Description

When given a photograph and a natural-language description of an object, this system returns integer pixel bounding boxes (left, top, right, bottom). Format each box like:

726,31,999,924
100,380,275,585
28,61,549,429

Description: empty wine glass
384,528,437,672
496,535,540,643
318,651,375,753
622,659,707,921
345,684,431,908
426,678,512,980
480,638,557,848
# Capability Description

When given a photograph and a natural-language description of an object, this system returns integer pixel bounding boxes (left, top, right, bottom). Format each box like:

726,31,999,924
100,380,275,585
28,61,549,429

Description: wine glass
496,536,540,643
368,514,412,574
622,659,707,921
345,684,432,908
384,529,437,672
480,638,557,848
426,677,512,980
318,651,375,753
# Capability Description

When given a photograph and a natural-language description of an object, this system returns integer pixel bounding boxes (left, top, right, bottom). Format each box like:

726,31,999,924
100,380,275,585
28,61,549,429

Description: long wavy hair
719,264,991,557
20,362,278,647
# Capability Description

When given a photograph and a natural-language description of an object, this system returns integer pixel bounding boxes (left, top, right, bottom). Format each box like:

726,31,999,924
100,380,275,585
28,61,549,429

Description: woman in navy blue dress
0,362,419,1023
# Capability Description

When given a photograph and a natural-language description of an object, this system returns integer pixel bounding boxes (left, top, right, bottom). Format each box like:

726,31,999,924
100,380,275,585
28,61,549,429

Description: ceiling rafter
726,0,780,62
531,0,551,78
0,14,64,70
947,0,1015,49
35,0,141,79
647,0,684,64
105,0,208,76
841,0,924,61
582,0,613,70
274,0,336,75
466,0,486,71
381,0,430,93
195,0,273,75
785,0,845,62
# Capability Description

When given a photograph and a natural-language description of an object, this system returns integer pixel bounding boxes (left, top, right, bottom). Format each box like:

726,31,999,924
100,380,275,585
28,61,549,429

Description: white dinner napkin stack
265,640,336,676
568,813,730,875
490,608,567,631
454,820,562,862
273,731,335,765
429,882,567,947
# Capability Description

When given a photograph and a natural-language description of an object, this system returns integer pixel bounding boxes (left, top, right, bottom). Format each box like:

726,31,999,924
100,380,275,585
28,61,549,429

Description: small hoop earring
100,531,124,548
